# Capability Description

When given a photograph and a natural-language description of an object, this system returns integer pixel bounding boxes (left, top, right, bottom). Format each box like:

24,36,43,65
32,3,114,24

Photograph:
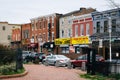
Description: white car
43,55,70,67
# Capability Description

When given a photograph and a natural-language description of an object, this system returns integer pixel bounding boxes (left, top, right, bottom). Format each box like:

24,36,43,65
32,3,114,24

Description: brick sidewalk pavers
3,64,86,80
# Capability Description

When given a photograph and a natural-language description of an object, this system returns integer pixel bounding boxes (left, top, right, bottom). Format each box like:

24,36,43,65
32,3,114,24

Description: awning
28,43,38,48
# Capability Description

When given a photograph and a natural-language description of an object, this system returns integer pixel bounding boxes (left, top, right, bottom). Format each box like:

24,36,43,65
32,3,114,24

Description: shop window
61,47,69,54
75,47,80,54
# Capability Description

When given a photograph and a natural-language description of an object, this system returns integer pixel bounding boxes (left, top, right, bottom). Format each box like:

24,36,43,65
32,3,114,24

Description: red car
69,54,104,68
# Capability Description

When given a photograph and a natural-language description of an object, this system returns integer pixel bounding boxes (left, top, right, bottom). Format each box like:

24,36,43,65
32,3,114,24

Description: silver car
43,55,70,67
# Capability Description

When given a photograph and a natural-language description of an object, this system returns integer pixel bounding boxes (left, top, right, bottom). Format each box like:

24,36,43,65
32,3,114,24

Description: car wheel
55,61,59,67
71,64,75,68
44,61,49,66
67,62,72,69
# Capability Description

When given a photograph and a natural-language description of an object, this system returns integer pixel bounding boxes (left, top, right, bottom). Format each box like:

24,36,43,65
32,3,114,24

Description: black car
38,52,46,62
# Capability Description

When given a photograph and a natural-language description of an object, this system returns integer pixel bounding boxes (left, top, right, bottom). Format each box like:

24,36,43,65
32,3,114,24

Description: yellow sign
71,36,90,44
55,38,70,45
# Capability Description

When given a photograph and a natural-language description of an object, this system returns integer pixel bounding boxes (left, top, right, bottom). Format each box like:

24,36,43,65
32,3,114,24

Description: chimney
80,7,86,11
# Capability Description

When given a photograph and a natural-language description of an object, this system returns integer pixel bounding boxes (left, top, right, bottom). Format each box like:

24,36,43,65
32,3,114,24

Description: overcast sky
0,0,120,24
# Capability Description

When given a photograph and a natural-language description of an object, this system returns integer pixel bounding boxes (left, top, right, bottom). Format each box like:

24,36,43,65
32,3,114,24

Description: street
3,64,86,80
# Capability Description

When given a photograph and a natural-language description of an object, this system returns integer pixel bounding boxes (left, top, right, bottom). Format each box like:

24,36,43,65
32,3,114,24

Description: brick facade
31,13,61,53
21,23,31,50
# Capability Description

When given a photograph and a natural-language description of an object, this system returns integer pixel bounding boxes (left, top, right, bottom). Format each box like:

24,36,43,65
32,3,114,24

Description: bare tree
106,0,120,9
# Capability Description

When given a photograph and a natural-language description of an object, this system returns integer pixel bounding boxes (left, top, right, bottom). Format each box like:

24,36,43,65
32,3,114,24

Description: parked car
30,52,39,62
38,52,46,62
68,54,104,68
22,51,31,61
43,55,70,67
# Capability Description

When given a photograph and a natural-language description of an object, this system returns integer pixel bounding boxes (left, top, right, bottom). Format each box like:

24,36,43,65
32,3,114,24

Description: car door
50,56,56,65
76,55,87,67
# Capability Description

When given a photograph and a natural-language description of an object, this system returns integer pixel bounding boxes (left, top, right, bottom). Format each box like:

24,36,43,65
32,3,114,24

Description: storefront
42,42,55,54
27,43,38,52
55,36,91,59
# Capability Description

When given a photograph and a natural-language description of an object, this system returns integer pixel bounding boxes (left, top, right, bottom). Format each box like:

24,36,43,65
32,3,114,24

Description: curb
0,70,28,79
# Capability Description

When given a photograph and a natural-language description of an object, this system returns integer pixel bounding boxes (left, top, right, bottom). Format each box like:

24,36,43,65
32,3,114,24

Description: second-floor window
75,25,78,37
68,29,71,37
112,19,116,32
104,20,108,32
86,23,90,35
52,32,54,41
80,24,84,36
23,30,29,39
62,30,64,37
3,26,5,31
96,21,100,33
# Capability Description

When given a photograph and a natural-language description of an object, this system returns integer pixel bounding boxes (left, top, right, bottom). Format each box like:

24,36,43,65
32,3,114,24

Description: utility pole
108,17,112,62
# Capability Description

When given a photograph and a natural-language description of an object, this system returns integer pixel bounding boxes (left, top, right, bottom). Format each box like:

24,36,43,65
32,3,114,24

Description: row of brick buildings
1,7,120,59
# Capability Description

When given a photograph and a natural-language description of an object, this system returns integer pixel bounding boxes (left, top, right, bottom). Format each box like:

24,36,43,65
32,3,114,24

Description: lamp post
108,17,112,62
38,38,42,52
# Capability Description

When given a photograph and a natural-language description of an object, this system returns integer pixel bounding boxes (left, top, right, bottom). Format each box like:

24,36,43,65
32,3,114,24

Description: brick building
21,23,31,50
31,13,62,53
11,27,21,48
57,7,96,59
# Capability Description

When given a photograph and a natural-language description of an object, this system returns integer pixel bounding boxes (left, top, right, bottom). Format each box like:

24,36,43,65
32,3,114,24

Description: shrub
0,44,16,65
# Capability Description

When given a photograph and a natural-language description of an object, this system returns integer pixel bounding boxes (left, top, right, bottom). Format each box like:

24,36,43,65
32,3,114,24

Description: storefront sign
55,38,70,45
71,36,90,44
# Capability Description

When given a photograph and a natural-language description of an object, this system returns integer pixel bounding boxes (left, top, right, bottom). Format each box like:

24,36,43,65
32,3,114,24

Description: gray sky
0,0,120,24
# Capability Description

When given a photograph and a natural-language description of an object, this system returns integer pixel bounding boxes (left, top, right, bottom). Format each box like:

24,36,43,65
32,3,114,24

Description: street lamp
38,37,42,52
108,17,112,62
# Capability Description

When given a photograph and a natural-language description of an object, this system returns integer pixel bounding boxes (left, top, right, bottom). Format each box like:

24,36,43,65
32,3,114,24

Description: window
80,24,84,36
75,25,78,37
62,30,64,37
104,21,108,32
68,29,71,37
47,33,50,41
75,47,80,54
32,23,34,30
2,26,5,31
23,30,29,39
52,32,54,41
96,22,100,33
8,35,11,40
94,15,101,20
61,47,69,54
44,21,46,28
43,34,46,41
112,19,116,32
86,23,90,35
52,17,54,28
111,12,117,17
40,22,42,29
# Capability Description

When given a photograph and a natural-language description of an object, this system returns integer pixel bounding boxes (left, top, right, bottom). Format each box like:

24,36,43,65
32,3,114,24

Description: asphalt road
3,64,86,80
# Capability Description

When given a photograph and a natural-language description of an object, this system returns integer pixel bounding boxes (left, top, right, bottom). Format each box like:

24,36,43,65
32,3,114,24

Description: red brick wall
21,23,31,45
12,28,21,41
